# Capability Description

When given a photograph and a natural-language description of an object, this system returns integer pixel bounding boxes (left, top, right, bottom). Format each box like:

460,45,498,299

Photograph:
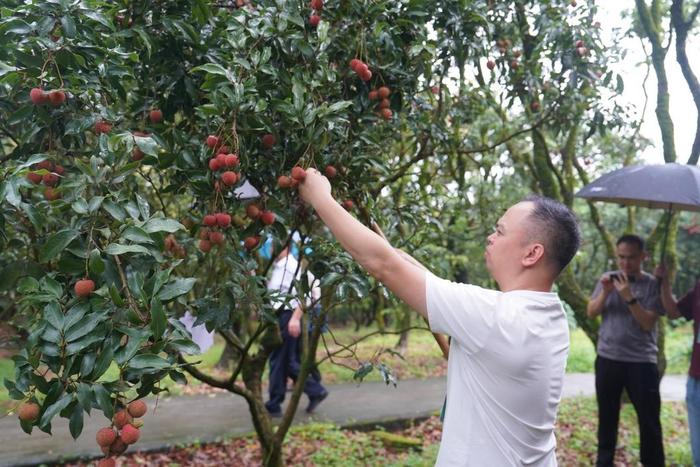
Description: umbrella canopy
575,163,700,212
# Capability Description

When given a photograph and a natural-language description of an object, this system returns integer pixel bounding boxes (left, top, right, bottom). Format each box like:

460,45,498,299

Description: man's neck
498,276,554,293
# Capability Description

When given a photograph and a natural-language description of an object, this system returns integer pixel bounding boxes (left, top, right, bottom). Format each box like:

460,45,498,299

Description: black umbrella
575,162,700,261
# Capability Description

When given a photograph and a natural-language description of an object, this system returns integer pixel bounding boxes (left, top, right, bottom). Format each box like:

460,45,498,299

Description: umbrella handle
659,207,672,265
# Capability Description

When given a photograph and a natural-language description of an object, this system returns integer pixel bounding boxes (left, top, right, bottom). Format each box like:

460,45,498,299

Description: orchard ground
1,322,694,466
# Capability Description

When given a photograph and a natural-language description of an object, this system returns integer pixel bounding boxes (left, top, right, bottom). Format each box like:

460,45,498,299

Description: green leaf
65,314,103,342
76,383,92,413
40,230,79,263
65,334,104,355
353,362,374,382
157,278,196,301
43,303,64,331
69,405,83,439
0,61,18,77
90,345,114,380
71,198,89,215
104,244,151,255
167,338,201,355
88,196,105,213
64,302,90,331
61,16,76,38
134,136,158,156
121,226,154,244
93,384,114,419
150,299,166,340
88,249,105,275
142,218,185,233
128,354,170,370
191,63,228,76
39,393,73,428
102,200,127,222
17,277,40,294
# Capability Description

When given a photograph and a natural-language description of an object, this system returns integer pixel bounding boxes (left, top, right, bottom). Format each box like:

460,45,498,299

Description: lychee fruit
310,0,323,10
112,409,132,429
309,14,321,27
380,108,393,120
48,90,66,106
203,215,217,226
209,231,225,245
261,133,276,149
208,158,222,171
199,239,212,253
221,171,238,186
246,204,261,220
96,427,117,447
216,213,232,228
74,279,95,298
18,402,40,422
42,173,59,187
368,90,378,101
224,154,239,167
291,166,306,181
127,400,147,418
324,165,337,178
349,59,362,71
244,236,259,250
30,88,47,105
26,172,43,184
120,424,140,445
206,135,219,148
109,437,127,455
377,86,390,99
43,187,61,201
486,59,496,70
277,175,292,188
342,200,354,211
97,458,116,467
260,211,275,226
149,109,163,123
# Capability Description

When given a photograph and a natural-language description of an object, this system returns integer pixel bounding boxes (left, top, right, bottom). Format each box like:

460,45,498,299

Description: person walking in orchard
298,168,581,466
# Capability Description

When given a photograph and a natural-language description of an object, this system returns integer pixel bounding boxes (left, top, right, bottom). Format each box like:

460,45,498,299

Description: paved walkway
0,373,687,467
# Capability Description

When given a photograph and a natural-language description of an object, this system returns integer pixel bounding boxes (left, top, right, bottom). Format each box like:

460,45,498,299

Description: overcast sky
598,3,699,164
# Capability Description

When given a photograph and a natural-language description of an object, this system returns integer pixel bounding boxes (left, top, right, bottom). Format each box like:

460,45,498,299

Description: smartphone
609,273,619,282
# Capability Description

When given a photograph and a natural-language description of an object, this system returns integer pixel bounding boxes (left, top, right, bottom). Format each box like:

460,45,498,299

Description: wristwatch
625,297,638,306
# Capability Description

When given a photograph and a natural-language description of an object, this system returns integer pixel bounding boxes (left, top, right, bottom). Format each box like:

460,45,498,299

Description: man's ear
522,243,545,268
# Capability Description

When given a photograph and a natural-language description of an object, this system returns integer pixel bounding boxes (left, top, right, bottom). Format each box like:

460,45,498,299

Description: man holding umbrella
586,234,666,467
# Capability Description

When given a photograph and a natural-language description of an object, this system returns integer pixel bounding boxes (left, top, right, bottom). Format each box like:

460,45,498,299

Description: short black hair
522,195,581,275
616,234,645,251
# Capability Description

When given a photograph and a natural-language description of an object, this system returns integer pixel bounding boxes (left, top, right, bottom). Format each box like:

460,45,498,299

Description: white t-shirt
426,272,570,466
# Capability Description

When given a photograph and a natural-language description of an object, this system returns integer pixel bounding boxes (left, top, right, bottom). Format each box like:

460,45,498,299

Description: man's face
616,241,645,276
485,202,534,281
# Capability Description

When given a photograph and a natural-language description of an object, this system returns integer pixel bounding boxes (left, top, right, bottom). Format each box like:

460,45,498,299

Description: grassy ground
68,397,691,466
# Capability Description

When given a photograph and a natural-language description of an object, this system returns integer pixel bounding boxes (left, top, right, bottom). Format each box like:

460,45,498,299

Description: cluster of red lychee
200,212,232,252
164,234,186,258
29,87,66,107
277,166,306,189
349,58,372,82
26,159,65,201
245,203,276,226
368,86,393,120
95,400,148,466
205,135,242,187
309,0,323,27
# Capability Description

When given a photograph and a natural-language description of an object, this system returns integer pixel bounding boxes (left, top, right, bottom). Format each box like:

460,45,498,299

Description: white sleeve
426,272,501,354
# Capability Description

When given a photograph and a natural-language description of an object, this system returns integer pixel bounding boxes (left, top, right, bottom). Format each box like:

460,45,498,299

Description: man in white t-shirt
298,168,581,466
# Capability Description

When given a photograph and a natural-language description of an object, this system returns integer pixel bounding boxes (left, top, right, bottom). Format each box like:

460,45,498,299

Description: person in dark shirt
657,265,700,467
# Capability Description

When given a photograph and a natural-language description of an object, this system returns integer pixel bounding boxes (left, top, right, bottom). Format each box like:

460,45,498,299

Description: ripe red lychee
120,424,140,445
380,108,393,120
203,215,217,226
359,68,372,82
198,228,210,240
575,39,584,48
209,231,225,245
530,101,540,112
94,120,112,134
246,204,261,219
324,165,337,178
96,427,117,447
349,59,362,71
54,165,65,175
216,213,232,228
149,109,163,123
112,409,132,429
42,173,59,187
127,400,147,418
377,86,390,99
97,458,116,467
576,46,588,57
132,147,144,161
309,14,321,27
221,171,238,186
215,152,227,166
48,90,66,106
261,133,276,149
206,135,219,148
224,154,239,167
243,236,259,250
509,60,519,69
291,166,306,181
208,158,222,171
368,90,378,100
378,98,390,109
277,175,292,188
342,200,354,211
30,88,47,105
217,145,230,154
44,187,61,201
75,279,95,298
18,402,40,422
26,172,43,184
260,211,275,226
36,160,53,171
486,59,496,70
199,239,212,253
310,0,323,10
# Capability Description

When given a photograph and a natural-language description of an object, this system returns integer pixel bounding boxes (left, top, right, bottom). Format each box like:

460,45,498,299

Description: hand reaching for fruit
298,168,332,206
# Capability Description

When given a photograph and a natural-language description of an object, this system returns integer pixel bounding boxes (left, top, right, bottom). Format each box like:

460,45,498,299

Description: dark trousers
265,310,325,413
595,356,665,467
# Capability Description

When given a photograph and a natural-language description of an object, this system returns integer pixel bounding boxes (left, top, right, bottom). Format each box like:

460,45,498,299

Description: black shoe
266,406,282,418
306,391,328,413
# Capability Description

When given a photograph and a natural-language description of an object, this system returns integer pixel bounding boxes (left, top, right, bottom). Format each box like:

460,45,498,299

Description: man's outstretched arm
299,169,428,320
